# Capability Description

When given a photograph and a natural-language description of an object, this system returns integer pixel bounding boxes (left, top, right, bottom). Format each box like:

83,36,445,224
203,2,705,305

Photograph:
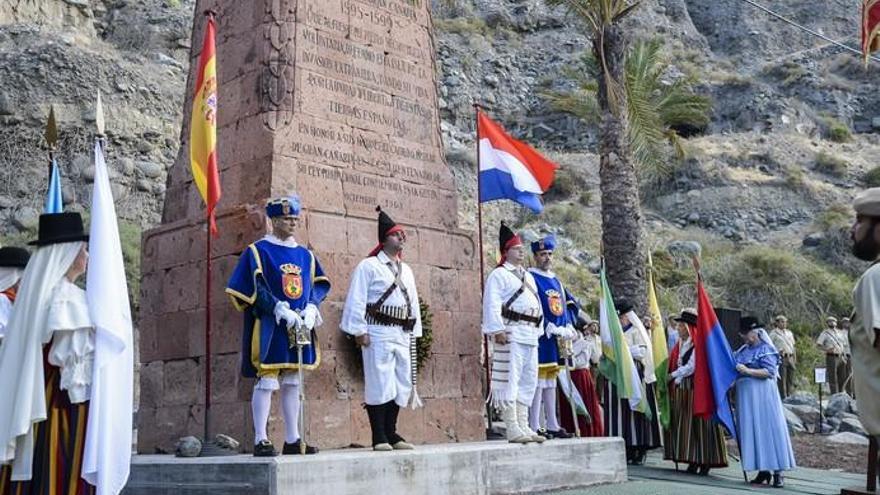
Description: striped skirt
602,363,662,449
559,368,604,437
0,353,94,495
663,377,728,467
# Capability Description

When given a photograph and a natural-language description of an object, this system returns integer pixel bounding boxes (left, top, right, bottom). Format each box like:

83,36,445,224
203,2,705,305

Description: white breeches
490,341,538,408
362,336,412,406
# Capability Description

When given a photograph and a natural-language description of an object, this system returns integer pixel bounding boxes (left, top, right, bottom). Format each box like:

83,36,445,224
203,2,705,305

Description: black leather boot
384,401,414,449
365,404,390,450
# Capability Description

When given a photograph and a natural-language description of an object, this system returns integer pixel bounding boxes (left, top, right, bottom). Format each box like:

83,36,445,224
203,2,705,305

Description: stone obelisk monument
137,0,484,452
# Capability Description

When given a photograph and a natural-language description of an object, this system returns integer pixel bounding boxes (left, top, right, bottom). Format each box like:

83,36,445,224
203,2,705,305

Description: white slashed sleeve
340,259,371,337
481,269,506,335
46,280,95,404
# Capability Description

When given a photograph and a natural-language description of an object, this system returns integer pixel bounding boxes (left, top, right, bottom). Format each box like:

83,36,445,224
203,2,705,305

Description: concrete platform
123,438,626,495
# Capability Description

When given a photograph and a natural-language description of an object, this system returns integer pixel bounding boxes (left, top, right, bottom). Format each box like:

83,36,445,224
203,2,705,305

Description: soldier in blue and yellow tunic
226,195,330,457
528,235,578,439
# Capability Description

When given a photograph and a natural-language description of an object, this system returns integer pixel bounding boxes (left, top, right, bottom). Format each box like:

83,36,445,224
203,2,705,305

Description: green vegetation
814,203,852,231
434,17,490,36
864,166,880,187
543,39,712,185
814,151,848,178
783,164,810,193
765,61,807,86
820,115,852,143
577,190,593,207
545,166,589,201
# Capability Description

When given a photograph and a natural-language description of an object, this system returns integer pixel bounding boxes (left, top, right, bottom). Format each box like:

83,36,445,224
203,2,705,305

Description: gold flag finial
45,106,58,151
96,92,105,138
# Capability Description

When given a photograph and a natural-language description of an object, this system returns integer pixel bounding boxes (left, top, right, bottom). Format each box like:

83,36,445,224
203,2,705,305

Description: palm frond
542,38,712,182
542,89,601,124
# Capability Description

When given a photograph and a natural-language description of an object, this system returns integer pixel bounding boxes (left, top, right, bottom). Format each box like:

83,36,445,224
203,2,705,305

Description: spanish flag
190,15,221,234
864,0,880,64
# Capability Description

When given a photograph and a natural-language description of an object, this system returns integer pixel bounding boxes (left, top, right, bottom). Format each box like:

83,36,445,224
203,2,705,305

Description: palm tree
545,0,647,310
544,39,711,185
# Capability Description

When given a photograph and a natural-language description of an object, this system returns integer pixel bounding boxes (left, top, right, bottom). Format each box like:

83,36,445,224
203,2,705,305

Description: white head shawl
626,311,657,384
0,267,23,293
0,241,82,481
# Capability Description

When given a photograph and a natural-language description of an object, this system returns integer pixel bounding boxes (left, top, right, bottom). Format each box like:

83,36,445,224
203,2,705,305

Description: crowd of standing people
6,187,880,495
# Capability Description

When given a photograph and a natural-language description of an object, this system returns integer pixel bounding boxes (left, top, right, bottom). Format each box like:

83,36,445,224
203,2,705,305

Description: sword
294,324,310,455
286,312,311,455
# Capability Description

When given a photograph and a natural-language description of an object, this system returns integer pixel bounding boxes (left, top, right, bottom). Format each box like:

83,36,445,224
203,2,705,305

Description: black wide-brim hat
673,309,698,327
0,246,30,267
615,298,633,315
29,212,89,246
739,316,761,334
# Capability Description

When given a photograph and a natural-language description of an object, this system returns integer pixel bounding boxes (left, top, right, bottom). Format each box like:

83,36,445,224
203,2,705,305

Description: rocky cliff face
1,0,878,276
0,0,193,233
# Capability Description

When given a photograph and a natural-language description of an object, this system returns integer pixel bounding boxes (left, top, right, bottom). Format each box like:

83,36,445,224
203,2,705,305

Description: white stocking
543,386,561,432
529,387,543,432
281,383,301,444
252,387,272,444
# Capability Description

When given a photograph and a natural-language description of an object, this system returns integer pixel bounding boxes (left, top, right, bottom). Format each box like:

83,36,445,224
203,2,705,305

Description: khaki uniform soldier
816,316,851,395
769,315,796,398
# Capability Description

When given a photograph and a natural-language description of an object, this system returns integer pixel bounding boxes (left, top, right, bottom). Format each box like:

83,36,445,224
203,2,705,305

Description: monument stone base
122,438,627,495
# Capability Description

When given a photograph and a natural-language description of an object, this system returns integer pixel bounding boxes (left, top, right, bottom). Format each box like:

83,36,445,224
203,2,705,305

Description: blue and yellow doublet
530,270,579,379
226,239,330,378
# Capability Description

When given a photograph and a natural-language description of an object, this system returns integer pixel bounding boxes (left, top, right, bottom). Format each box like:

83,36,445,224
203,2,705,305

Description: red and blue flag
693,280,738,435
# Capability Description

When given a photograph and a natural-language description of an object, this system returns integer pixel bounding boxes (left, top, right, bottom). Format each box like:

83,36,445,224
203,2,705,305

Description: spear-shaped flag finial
45,105,58,152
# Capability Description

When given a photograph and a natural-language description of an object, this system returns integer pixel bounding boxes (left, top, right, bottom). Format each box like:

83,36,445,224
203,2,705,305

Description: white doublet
341,251,422,406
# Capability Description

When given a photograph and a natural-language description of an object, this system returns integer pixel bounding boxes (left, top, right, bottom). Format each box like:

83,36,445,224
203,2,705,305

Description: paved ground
555,452,864,495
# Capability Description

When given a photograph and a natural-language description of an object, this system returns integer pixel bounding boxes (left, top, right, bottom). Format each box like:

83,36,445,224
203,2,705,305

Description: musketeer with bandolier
341,207,422,452
482,223,545,444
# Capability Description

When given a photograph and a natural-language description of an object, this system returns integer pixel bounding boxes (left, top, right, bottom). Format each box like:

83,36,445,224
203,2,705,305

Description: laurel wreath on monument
416,300,433,373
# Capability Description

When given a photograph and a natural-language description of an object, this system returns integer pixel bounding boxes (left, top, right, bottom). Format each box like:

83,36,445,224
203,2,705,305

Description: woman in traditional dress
0,212,95,495
559,313,604,437
734,316,796,488
603,299,662,465
663,309,728,475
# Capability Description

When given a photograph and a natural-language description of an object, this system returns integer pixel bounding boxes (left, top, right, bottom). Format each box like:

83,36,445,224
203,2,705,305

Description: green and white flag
648,254,670,428
597,268,649,416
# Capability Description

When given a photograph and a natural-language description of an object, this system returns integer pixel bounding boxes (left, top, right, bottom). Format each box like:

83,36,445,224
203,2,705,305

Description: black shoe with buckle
548,429,572,439
283,440,319,455
253,440,278,457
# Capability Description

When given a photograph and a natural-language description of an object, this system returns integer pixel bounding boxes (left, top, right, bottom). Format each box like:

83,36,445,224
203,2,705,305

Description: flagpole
203,8,216,447
474,103,493,437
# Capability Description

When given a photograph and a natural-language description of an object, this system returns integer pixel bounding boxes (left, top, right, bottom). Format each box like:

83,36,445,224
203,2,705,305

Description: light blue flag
44,158,63,213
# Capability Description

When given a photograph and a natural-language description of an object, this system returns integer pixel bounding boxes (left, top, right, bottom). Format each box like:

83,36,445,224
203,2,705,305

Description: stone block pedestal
123,438,627,495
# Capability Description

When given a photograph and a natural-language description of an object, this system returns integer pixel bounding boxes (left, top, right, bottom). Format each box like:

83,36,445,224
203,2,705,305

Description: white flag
83,139,133,495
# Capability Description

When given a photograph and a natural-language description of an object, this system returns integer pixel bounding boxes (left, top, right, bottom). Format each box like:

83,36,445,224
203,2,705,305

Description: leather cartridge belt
365,304,416,332
501,307,541,327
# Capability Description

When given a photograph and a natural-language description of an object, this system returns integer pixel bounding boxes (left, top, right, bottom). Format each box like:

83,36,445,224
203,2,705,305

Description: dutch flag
477,110,558,213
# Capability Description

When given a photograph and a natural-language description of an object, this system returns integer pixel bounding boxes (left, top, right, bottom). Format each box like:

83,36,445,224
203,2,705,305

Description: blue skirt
735,377,796,472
